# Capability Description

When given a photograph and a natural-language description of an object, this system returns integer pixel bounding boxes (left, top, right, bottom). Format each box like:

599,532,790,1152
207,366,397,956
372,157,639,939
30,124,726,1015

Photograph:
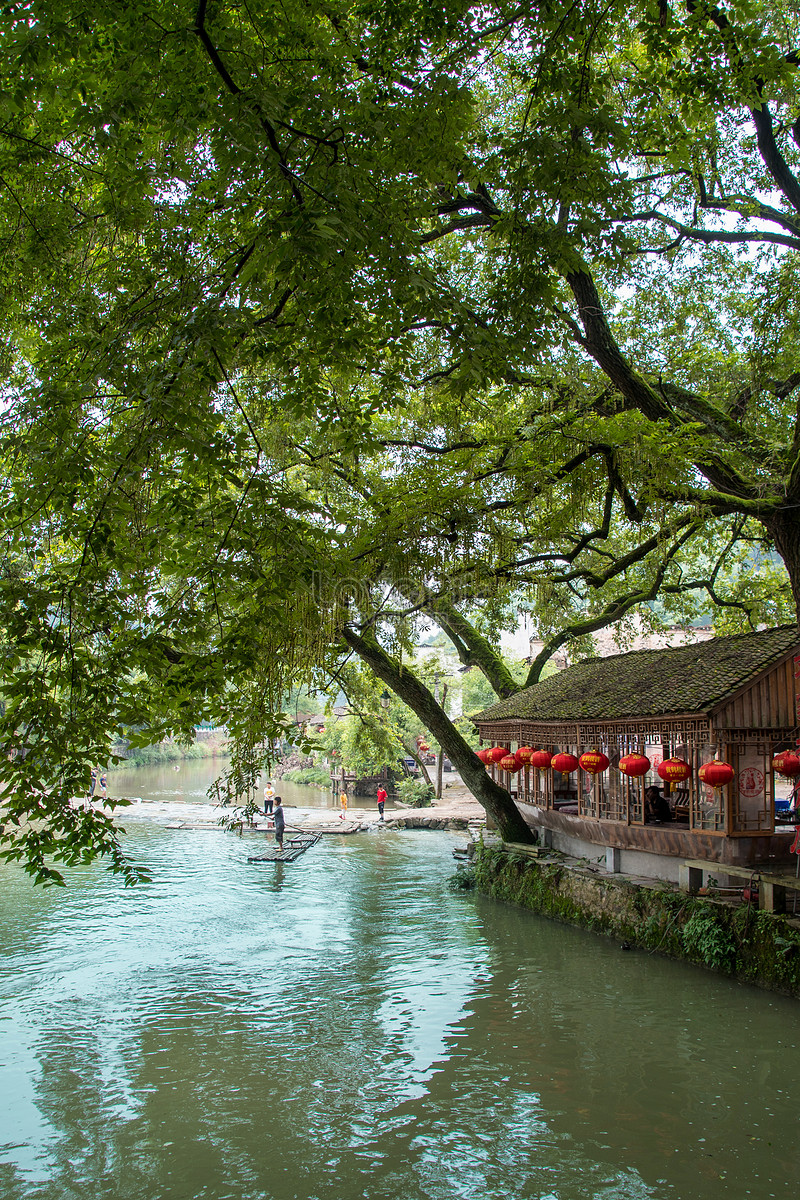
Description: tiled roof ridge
472,623,800,724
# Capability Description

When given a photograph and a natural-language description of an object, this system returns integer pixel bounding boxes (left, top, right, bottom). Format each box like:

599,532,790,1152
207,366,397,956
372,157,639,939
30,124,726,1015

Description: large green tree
1,0,799,879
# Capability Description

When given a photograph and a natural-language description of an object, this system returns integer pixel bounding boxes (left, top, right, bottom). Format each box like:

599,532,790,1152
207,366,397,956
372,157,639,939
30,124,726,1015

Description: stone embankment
467,843,800,999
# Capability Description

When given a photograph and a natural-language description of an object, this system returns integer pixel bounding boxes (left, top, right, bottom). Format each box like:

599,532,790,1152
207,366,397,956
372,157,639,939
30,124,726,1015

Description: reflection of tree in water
4,834,800,1200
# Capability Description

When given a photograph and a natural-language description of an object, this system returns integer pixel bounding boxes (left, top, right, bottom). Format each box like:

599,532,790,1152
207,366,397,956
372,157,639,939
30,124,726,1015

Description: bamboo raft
166,820,366,835
247,832,321,863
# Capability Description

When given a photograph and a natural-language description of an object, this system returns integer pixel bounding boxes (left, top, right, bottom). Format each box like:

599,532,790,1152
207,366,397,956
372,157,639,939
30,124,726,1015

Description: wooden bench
681,858,800,912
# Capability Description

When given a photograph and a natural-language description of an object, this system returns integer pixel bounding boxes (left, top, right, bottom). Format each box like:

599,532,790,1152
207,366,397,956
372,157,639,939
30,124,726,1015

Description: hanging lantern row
479,746,737,788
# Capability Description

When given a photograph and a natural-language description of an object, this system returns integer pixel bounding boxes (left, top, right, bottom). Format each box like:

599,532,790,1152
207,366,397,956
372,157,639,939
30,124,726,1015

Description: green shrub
282,766,331,788
448,865,477,891
396,777,435,807
681,908,737,972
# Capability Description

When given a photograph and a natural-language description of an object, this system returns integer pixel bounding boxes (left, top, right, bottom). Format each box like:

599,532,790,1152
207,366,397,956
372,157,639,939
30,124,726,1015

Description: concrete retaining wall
471,845,800,998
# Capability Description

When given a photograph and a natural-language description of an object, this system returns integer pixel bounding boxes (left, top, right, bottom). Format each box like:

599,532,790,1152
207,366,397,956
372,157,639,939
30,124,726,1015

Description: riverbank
112,728,230,765
470,842,800,998
160,788,487,834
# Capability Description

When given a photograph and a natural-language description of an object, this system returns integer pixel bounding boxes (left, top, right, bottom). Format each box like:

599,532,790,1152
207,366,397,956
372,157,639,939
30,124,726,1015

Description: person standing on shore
263,780,275,816
272,796,285,851
339,788,348,821
376,785,387,822
99,772,108,802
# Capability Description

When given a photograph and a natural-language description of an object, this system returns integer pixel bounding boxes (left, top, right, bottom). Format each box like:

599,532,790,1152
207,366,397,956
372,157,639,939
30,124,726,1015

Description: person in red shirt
376,785,387,822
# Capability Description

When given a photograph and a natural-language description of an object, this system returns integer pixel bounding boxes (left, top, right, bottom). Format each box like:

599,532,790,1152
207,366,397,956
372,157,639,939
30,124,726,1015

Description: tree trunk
766,510,800,622
436,681,448,800
342,627,535,843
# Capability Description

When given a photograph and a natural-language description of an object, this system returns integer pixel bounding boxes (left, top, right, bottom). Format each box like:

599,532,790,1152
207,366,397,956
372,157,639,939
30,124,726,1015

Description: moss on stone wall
473,846,800,998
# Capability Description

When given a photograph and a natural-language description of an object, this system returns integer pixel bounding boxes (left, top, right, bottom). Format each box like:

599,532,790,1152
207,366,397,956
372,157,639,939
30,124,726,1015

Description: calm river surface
104,759,350,812
1,772,799,1199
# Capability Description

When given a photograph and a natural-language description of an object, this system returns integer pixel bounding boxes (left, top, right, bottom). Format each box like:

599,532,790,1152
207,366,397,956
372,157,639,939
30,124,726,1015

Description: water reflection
0,825,798,1199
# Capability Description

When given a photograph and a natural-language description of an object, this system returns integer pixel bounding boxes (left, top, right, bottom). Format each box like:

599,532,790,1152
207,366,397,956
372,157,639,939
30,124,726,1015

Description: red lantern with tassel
516,746,534,765
579,750,610,775
657,758,691,784
529,750,553,770
551,752,579,775
772,751,800,778
618,753,651,778
489,747,508,763
698,760,735,788
499,754,521,773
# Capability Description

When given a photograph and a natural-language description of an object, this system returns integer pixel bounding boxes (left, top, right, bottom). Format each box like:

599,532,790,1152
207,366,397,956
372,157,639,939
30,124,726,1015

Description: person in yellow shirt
263,780,275,816
339,788,348,820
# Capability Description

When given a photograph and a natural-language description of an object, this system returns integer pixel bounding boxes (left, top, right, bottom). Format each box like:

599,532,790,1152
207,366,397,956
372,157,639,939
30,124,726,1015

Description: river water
105,760,350,812
1,765,799,1199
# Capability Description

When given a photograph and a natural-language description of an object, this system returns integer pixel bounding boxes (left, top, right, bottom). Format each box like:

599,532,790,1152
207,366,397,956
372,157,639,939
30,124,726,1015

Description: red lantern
699,760,735,788
489,747,508,763
579,750,610,775
499,754,521,773
772,751,800,778
529,750,553,770
551,752,579,775
618,753,651,778
516,746,534,765
657,758,691,784
476,748,490,764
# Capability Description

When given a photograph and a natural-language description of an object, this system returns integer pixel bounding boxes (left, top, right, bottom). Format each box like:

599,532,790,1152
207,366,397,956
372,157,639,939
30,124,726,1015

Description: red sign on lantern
529,750,553,770
618,753,651,778
552,752,579,775
657,758,691,784
698,760,735,788
579,750,610,775
773,751,800,778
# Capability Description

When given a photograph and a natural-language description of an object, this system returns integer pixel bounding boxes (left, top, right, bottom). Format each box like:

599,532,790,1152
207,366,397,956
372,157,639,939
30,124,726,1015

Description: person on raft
272,796,285,850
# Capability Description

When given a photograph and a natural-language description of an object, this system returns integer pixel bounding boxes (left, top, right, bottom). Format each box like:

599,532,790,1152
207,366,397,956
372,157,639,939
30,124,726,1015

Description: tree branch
421,595,519,698
524,523,699,685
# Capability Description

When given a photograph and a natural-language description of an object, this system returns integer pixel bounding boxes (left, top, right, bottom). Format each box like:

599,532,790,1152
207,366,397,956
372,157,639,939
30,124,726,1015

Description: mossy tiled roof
473,625,800,725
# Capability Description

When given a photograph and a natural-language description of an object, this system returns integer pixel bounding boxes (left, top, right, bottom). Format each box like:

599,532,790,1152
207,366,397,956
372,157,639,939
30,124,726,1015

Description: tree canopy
1,0,800,879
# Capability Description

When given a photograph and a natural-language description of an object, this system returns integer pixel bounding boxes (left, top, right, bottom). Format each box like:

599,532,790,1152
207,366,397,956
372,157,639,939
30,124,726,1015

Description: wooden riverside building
473,625,800,880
